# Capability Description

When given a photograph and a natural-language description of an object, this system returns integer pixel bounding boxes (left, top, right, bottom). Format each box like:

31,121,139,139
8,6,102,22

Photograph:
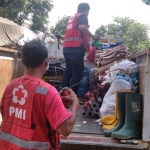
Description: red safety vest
0,76,59,150
63,13,90,52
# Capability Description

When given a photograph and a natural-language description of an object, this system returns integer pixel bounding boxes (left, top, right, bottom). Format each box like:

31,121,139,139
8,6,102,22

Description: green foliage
0,0,53,31
51,16,70,35
141,0,150,5
95,17,150,54
95,25,107,37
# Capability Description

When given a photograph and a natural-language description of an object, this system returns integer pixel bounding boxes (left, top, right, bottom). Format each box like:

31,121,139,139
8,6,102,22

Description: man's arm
57,89,79,136
46,88,79,137
79,25,97,39
78,14,100,40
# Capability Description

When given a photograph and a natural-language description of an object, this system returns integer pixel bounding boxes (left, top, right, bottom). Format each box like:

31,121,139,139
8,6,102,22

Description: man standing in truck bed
60,3,100,94
0,40,79,150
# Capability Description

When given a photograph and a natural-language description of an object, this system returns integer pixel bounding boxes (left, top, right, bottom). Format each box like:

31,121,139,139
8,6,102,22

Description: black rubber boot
112,93,142,139
104,92,126,137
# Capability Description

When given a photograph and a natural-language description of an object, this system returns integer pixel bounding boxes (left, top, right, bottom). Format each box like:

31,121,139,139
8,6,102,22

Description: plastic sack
78,68,90,96
109,60,138,82
100,79,131,118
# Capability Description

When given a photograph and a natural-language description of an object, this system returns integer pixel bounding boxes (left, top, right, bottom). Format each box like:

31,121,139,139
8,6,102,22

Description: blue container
78,68,90,96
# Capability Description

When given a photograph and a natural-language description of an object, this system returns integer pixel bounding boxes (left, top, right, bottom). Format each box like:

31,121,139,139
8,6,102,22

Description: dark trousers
60,53,84,94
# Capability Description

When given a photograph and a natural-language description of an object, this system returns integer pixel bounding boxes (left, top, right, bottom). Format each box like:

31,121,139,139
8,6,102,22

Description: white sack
100,79,131,117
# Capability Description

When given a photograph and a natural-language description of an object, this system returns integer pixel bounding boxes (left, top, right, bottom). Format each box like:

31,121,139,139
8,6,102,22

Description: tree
0,0,53,31
51,16,70,35
141,0,150,5
95,17,150,54
95,25,107,37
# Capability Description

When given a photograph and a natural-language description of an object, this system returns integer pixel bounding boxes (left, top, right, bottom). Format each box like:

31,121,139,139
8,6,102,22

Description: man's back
0,39,79,150
0,75,72,150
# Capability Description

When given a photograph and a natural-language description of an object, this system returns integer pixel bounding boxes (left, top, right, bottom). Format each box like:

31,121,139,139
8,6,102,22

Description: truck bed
71,105,103,135
60,104,144,150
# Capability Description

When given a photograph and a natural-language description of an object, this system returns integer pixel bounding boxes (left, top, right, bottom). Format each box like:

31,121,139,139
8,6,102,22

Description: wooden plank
131,49,148,60
0,57,15,99
0,47,20,53
138,65,146,96
60,142,142,150
142,50,150,141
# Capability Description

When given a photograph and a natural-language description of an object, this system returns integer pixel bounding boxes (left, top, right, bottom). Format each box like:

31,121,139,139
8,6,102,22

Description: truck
60,49,150,150
0,45,150,150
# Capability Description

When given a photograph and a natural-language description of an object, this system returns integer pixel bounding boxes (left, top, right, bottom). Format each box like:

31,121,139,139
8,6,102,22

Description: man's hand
60,89,79,106
92,34,100,40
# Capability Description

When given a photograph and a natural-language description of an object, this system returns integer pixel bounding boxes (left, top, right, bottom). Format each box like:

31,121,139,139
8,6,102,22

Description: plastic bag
78,68,90,96
109,60,138,82
100,79,131,118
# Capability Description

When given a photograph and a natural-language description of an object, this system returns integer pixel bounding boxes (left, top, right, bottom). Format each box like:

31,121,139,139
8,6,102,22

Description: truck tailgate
60,105,144,150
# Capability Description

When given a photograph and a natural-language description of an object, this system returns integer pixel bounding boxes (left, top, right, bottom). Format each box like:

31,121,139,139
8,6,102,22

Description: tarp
0,17,64,58
18,27,37,45
0,17,24,46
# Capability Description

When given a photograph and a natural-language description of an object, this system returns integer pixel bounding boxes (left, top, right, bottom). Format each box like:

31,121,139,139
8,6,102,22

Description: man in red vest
61,3,100,94
0,40,79,150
